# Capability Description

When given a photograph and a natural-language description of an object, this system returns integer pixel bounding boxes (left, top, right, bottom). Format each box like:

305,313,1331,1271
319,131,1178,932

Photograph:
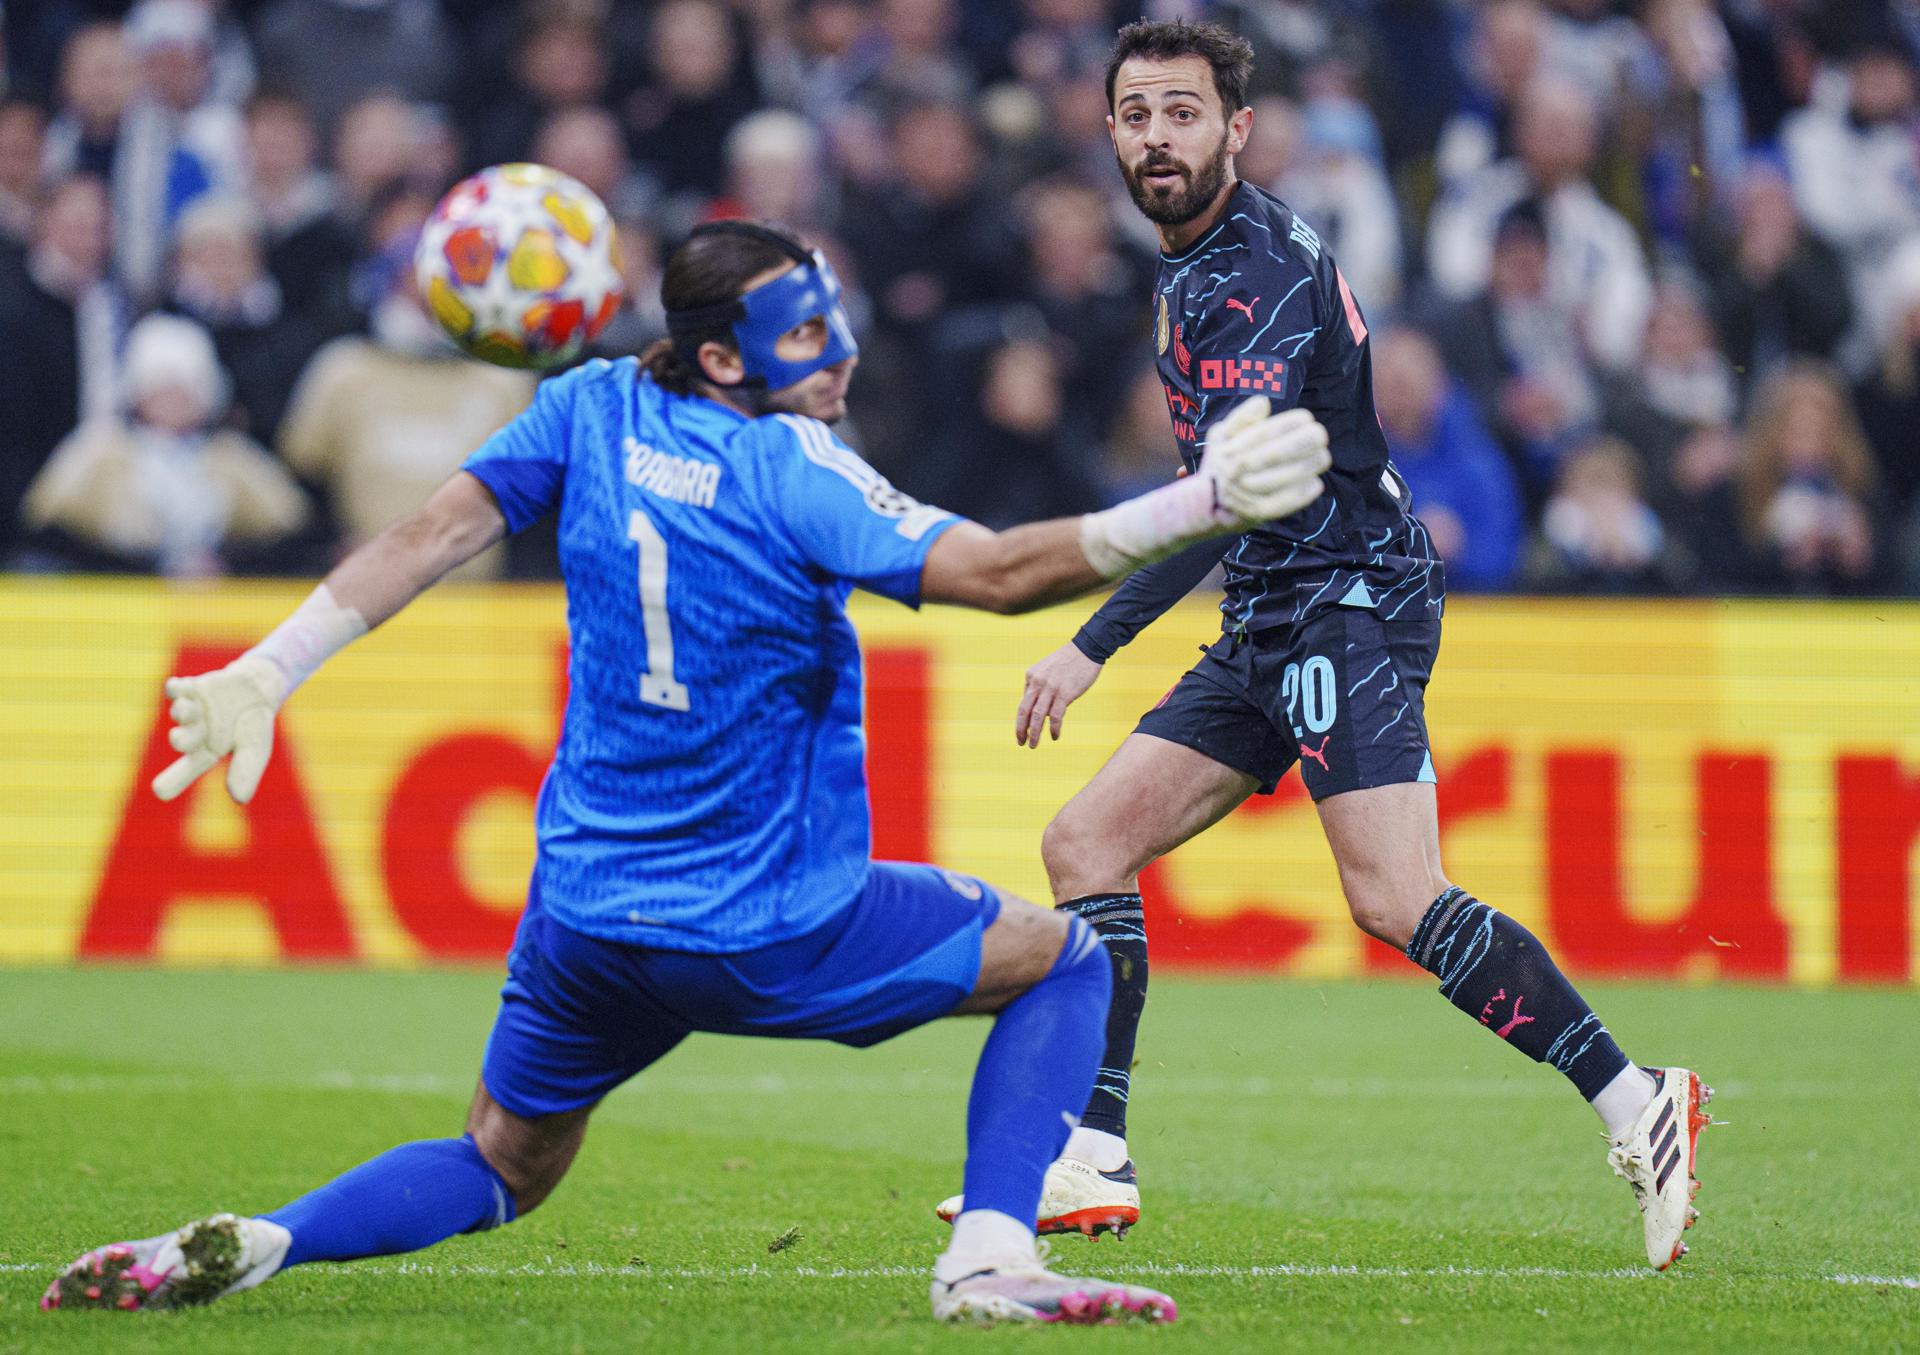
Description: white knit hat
123,313,229,418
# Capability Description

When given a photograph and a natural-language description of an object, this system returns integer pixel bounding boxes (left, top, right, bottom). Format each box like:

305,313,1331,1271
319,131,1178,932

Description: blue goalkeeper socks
959,916,1110,1226
264,1134,515,1266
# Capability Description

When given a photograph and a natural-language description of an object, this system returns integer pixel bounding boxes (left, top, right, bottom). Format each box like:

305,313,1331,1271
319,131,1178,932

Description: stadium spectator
167,194,334,445
124,0,246,192
41,21,212,304
843,100,1017,340
0,96,42,255
1019,45,1119,192
20,312,308,576
1434,0,1548,190
855,0,975,117
533,105,650,222
276,186,534,578
1414,198,1597,498
1720,0,1819,146
1637,0,1746,249
1543,0,1660,119
1016,178,1144,441
750,0,889,133
1598,280,1753,583
1258,94,1403,312
1372,325,1526,590
1780,36,1920,358
1528,434,1690,593
252,0,454,136
1361,0,1471,182
0,175,122,564
468,14,610,175
1006,0,1118,96
626,0,758,201
1738,360,1886,593
244,88,356,318
196,0,259,109
708,108,833,236
1854,237,1920,515
1693,159,1853,389
917,337,1102,529
1609,281,1739,447
1427,74,1652,372
333,93,435,218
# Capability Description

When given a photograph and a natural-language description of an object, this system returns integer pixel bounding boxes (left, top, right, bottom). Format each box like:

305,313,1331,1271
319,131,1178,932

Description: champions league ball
415,163,625,370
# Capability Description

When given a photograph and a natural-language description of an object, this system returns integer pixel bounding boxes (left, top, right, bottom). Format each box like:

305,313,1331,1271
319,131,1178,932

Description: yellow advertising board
0,577,1915,982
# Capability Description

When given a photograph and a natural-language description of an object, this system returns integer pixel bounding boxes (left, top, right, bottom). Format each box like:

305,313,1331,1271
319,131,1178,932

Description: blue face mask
669,250,858,391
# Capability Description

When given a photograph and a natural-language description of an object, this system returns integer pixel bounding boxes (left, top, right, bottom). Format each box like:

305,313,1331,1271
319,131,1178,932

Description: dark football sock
1058,891,1148,1139
1406,886,1630,1101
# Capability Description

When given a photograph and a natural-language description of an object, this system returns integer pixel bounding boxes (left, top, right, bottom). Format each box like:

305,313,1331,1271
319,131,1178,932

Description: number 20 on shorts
1281,655,1336,737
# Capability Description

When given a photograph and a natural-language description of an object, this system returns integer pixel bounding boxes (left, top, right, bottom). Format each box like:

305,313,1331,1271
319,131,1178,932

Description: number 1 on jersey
627,508,691,711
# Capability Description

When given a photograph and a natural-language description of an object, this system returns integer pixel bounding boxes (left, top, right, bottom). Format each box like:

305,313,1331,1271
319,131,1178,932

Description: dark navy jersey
1078,181,1443,659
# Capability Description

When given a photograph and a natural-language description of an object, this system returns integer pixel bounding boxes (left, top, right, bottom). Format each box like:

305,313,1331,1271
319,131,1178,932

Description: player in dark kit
937,19,1712,1272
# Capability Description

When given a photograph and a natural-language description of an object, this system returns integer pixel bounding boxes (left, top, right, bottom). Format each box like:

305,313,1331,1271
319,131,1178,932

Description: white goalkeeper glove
1078,396,1332,577
151,655,288,804
1196,396,1331,524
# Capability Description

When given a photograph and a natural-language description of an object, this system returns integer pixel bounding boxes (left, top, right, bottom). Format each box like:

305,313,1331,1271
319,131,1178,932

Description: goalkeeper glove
151,655,287,804
1078,396,1331,577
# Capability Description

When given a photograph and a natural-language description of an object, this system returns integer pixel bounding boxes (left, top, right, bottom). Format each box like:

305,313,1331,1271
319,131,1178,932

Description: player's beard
757,362,854,424
1119,131,1233,226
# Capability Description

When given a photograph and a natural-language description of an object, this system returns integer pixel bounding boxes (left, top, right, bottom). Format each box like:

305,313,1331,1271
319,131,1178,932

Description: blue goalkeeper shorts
481,862,1002,1118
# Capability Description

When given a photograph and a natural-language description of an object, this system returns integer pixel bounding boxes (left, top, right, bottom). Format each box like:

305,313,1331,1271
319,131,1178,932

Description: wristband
245,584,369,695
1077,476,1221,579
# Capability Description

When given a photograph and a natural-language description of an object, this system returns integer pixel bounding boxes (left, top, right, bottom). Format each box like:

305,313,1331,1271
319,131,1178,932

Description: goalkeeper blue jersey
462,358,958,952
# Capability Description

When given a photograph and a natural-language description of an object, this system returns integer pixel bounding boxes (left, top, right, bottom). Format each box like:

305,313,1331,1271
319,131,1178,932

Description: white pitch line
1830,1273,1920,1290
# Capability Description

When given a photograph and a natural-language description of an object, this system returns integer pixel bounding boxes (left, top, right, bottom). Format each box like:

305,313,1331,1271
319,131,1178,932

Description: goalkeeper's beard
1119,132,1233,226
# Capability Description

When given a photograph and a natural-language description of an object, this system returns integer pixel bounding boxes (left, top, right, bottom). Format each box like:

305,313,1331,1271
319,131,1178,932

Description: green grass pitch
1,968,1915,1352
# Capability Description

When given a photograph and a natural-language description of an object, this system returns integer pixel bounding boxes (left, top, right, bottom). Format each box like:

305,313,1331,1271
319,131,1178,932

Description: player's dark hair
1105,19,1255,118
640,220,810,394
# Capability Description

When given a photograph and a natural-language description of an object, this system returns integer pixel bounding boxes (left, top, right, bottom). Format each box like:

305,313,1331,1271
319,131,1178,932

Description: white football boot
931,1242,1176,1325
935,1156,1142,1238
1606,1067,1713,1270
41,1213,290,1312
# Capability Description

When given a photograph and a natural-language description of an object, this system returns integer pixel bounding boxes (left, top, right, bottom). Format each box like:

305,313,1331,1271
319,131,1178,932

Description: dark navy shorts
482,862,1002,1118
1133,608,1441,801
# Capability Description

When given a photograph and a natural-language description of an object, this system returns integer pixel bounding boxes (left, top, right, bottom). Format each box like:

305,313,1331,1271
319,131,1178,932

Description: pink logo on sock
1479,989,1536,1040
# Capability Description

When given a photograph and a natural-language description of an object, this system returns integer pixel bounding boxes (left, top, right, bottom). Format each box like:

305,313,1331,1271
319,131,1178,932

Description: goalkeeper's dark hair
1105,19,1255,118
639,219,810,395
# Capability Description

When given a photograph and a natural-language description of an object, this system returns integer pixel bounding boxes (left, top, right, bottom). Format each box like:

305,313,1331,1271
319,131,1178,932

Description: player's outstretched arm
152,472,508,805
922,397,1329,616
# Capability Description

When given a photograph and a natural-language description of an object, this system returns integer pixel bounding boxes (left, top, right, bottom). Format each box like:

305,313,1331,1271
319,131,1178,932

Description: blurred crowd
2,0,1918,596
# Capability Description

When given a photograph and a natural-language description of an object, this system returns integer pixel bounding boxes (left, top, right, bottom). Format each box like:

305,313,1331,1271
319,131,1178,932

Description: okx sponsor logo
1198,356,1288,394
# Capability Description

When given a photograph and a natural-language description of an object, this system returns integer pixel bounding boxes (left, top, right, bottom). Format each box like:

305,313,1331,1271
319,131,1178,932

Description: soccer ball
415,163,624,370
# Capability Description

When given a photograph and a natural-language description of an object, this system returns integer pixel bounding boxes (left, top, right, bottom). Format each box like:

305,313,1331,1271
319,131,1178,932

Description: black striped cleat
1607,1069,1713,1270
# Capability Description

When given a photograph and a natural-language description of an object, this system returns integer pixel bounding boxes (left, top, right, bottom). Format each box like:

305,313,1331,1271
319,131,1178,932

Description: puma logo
1224,296,1259,323
1300,735,1332,771
1479,989,1537,1040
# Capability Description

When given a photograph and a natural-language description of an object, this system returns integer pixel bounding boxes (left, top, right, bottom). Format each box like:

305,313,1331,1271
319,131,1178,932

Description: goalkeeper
42,220,1331,1327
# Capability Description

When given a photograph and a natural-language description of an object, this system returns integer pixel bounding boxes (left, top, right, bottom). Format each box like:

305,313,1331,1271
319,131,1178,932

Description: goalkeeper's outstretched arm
921,399,1328,616
152,472,507,804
